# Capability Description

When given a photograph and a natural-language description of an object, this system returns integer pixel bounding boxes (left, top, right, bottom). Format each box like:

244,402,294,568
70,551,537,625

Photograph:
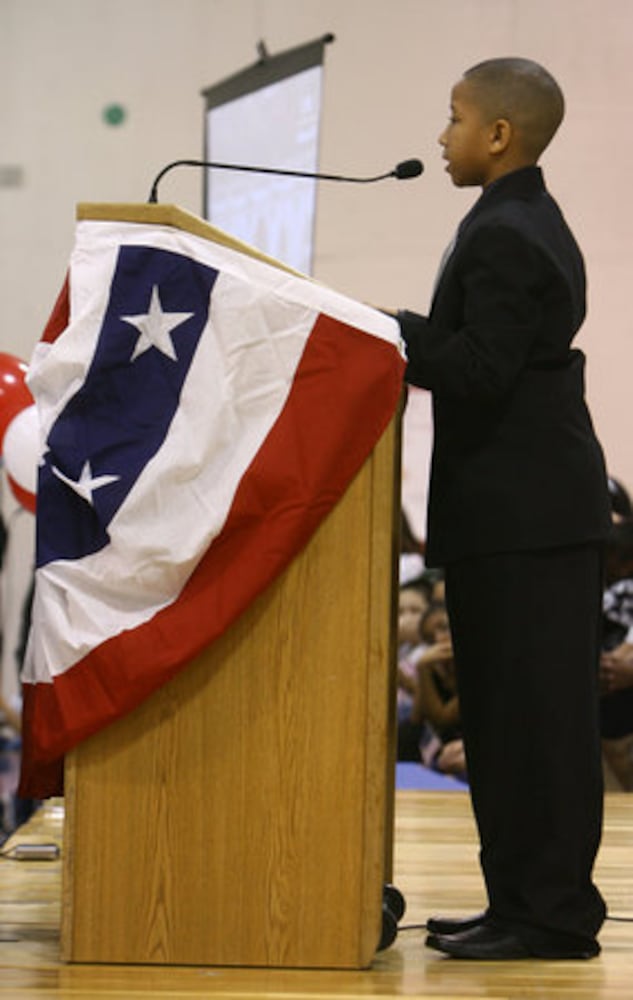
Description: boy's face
439,79,496,188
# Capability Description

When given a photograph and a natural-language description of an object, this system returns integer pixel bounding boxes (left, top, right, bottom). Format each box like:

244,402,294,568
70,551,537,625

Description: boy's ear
489,117,512,154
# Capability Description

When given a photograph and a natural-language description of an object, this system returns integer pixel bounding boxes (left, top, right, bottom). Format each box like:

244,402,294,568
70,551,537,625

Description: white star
121,285,194,361
52,460,120,507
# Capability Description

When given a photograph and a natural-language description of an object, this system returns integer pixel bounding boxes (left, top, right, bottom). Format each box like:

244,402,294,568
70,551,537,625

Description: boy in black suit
399,58,611,960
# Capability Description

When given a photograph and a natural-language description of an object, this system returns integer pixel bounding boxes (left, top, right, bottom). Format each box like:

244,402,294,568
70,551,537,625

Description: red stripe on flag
41,275,70,343
20,314,404,797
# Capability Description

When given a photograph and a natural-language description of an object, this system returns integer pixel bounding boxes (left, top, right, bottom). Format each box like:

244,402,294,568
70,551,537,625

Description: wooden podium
59,217,401,967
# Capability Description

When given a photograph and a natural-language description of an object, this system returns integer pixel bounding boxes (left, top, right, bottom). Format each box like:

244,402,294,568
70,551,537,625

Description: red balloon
0,352,33,452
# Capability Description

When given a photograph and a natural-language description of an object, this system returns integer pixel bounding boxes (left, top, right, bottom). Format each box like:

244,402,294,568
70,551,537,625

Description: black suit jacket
399,166,611,567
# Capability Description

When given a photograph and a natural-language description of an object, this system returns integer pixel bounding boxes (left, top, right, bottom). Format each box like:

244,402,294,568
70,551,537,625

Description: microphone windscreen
394,159,424,179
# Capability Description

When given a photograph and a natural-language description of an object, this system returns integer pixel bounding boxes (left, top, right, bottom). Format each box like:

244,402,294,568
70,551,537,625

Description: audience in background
397,579,432,760
398,509,463,779
608,476,633,524
599,488,633,789
398,476,633,795
0,692,21,843
411,601,466,782
0,574,37,840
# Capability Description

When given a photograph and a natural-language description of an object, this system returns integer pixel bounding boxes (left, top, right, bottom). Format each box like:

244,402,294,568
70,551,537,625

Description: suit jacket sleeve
399,223,558,402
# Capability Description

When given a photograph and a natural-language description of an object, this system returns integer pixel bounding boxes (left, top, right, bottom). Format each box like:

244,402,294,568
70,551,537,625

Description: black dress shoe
426,923,599,961
426,923,532,959
426,910,489,935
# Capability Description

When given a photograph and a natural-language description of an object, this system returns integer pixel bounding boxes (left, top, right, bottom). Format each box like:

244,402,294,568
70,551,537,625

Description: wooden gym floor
1,789,632,999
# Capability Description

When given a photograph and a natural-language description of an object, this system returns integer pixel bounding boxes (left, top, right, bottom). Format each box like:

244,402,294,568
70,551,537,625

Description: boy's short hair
607,519,633,560
464,57,565,161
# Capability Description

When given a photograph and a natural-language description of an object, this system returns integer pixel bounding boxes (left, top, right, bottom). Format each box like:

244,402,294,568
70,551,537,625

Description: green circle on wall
103,104,127,126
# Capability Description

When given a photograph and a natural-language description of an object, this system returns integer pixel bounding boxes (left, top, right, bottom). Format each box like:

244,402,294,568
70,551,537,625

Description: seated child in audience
412,602,467,781
397,579,432,760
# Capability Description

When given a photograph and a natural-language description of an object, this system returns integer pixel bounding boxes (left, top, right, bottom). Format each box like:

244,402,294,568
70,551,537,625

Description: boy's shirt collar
481,164,544,199
458,165,545,237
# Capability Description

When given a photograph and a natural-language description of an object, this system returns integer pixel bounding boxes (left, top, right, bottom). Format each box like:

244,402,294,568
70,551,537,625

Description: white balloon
3,404,40,494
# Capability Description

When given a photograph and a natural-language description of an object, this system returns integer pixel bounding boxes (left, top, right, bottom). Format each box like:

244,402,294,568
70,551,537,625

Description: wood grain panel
61,419,399,968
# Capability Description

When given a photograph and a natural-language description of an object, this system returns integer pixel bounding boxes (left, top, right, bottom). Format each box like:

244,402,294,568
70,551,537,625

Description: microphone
393,159,424,180
147,157,424,203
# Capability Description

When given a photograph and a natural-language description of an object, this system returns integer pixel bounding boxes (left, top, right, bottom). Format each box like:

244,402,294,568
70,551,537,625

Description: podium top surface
76,202,304,278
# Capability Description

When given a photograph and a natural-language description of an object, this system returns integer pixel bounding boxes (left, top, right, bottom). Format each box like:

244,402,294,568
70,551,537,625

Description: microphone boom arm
148,157,423,203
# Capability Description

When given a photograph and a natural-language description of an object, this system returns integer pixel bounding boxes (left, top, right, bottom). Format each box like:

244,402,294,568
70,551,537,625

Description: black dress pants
444,543,606,953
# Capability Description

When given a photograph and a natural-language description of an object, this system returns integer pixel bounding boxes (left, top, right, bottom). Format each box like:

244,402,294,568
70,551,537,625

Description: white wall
1,0,632,539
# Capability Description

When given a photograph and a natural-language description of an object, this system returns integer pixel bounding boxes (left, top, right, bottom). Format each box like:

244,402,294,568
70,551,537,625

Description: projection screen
202,36,333,275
